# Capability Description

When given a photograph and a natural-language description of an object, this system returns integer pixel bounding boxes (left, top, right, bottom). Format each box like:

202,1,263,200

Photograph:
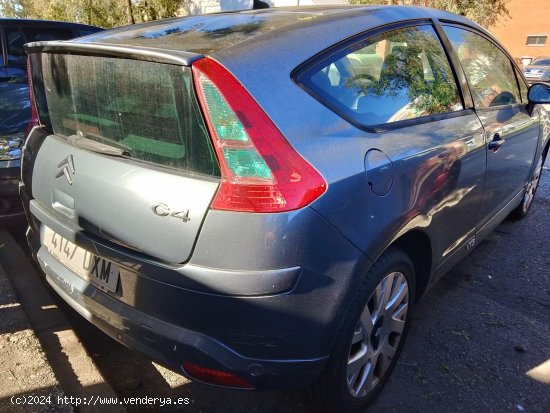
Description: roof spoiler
24,41,203,66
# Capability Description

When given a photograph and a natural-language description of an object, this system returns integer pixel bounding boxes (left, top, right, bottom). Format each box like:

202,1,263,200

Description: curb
0,229,124,413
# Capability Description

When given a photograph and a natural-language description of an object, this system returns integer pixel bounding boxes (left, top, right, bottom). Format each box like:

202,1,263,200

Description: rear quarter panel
214,14,487,272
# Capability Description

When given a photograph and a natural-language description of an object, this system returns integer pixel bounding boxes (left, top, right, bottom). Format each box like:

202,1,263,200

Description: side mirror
528,82,550,103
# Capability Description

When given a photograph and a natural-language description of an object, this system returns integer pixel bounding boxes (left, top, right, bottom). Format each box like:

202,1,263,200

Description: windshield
530,58,550,66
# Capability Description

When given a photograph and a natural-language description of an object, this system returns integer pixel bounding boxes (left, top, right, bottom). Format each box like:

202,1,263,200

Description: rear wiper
68,132,133,158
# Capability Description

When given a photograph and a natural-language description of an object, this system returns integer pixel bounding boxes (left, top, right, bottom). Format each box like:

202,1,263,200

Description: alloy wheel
346,272,409,398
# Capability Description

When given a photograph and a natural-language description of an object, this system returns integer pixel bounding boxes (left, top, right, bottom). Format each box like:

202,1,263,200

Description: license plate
42,226,120,293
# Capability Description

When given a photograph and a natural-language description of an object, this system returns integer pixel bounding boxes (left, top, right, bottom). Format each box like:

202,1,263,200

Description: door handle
488,133,505,152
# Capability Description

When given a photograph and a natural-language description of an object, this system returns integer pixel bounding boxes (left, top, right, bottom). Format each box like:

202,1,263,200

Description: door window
515,67,528,103
297,25,463,127
443,26,520,108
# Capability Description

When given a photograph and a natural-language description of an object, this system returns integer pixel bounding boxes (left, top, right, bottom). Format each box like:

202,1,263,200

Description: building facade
489,0,550,64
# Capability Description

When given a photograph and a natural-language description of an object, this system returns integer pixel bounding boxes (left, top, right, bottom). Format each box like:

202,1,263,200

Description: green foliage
0,0,510,30
135,0,182,21
350,0,510,28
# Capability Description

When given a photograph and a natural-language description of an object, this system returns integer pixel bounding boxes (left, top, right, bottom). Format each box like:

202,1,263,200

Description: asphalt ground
0,263,70,413
0,228,123,413
5,156,550,413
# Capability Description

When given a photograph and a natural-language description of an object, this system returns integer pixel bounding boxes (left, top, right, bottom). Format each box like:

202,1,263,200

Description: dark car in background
523,56,550,83
0,19,101,225
22,6,550,412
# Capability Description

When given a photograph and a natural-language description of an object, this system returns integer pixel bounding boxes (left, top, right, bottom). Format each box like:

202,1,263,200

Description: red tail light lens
182,362,254,389
26,56,40,137
192,57,326,213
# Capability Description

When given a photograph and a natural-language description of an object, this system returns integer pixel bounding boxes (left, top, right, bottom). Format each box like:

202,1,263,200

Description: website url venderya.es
11,395,192,407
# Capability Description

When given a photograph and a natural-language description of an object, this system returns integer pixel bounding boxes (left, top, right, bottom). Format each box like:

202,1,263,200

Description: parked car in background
22,6,550,412
0,19,102,225
523,56,550,83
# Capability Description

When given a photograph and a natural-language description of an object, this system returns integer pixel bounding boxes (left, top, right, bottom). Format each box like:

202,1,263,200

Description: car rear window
32,54,219,176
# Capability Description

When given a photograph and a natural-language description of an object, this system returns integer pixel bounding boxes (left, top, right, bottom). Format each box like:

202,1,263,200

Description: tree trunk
126,0,135,24
87,0,92,25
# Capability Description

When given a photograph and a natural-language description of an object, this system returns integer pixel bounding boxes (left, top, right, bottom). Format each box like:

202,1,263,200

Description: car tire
308,247,415,413
509,154,544,220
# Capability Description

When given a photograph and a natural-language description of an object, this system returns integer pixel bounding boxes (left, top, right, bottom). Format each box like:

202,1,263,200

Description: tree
351,0,510,28
1,0,510,29
135,0,182,22
0,0,183,28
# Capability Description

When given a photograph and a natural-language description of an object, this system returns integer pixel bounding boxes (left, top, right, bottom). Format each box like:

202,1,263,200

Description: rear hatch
27,49,220,264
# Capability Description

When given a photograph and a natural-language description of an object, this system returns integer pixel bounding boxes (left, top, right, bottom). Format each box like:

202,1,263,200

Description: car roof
74,5,482,56
0,18,101,31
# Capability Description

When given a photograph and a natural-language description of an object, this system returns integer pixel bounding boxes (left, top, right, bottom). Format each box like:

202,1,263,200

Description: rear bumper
0,161,25,226
24,202,371,390
35,245,327,389
24,183,370,390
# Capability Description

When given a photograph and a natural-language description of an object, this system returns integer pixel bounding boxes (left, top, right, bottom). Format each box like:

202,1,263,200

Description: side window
4,27,27,67
0,29,4,67
443,26,520,108
515,67,528,103
22,27,74,42
298,25,463,126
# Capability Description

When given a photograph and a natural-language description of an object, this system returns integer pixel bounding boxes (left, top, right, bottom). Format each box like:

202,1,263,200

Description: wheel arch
390,230,433,302
542,137,550,163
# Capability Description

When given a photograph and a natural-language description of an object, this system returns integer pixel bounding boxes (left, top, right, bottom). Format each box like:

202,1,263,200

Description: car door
442,25,540,230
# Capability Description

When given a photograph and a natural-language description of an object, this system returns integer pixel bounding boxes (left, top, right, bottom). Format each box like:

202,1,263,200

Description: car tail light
192,57,326,213
182,362,255,389
26,56,40,137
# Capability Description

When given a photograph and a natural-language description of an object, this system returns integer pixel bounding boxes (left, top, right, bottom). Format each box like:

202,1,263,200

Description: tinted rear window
33,54,219,176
